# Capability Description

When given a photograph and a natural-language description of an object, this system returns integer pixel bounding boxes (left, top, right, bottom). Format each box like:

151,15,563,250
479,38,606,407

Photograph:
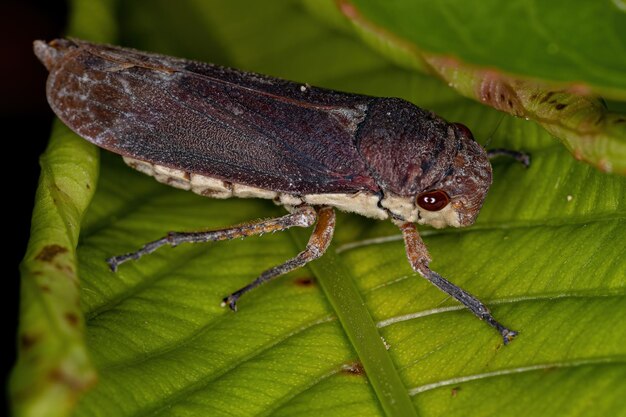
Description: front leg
397,221,517,344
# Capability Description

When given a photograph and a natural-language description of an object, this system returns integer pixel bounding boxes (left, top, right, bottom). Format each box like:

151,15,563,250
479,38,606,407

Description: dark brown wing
40,39,380,194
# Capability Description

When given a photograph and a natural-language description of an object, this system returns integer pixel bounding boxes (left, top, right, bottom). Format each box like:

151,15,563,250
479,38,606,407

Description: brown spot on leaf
65,312,80,327
614,118,625,124
49,368,92,390
86,183,91,189
566,84,592,95
478,73,524,116
573,150,583,161
20,333,40,350
35,244,68,262
555,103,567,110
540,91,555,104
598,159,613,173
294,277,315,287
40,285,51,293
451,386,461,397
338,0,359,18
60,264,75,275
342,361,365,376
542,365,558,374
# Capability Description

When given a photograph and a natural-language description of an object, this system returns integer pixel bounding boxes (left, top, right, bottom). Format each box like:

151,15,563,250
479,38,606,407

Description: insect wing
43,40,378,194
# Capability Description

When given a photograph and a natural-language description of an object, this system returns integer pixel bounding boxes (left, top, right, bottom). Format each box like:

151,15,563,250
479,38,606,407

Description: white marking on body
190,174,232,198
304,193,386,220
123,157,154,176
246,74,274,85
118,78,133,96
380,193,419,223
152,164,191,190
277,194,304,206
328,104,367,132
55,87,70,98
123,157,390,219
417,204,461,228
232,183,277,199
122,157,462,227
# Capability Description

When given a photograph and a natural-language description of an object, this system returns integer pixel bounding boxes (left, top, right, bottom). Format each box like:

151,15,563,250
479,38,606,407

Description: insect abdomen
123,157,390,220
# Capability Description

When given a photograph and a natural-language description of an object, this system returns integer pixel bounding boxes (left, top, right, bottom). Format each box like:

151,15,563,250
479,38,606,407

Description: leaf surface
13,1,626,416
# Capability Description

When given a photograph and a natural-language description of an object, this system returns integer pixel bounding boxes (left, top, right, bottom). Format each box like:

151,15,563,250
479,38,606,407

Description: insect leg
222,206,335,311
107,205,317,271
487,148,530,167
397,221,518,344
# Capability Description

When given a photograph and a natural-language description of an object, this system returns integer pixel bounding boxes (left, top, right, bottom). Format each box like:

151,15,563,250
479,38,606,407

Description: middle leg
222,206,336,311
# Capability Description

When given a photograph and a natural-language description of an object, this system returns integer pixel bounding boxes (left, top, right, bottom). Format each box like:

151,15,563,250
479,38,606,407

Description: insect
34,38,528,344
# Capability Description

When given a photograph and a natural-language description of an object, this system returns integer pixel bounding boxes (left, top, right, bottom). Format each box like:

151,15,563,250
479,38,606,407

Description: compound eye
417,190,450,211
453,123,474,141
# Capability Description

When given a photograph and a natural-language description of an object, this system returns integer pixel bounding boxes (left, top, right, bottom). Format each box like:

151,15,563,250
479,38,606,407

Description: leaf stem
290,229,419,417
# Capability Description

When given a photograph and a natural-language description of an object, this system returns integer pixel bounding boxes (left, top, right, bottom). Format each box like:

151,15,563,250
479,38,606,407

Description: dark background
3,0,68,412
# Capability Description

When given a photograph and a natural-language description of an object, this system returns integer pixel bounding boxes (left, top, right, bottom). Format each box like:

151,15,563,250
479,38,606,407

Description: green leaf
11,123,99,416
340,0,626,98
10,0,118,414
13,1,626,417
308,0,626,174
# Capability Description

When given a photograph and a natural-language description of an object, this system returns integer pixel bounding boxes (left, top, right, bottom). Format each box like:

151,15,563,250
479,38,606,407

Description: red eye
453,123,474,141
417,190,450,211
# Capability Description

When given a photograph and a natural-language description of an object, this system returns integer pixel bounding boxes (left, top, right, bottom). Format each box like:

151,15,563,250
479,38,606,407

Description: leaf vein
407,356,625,395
